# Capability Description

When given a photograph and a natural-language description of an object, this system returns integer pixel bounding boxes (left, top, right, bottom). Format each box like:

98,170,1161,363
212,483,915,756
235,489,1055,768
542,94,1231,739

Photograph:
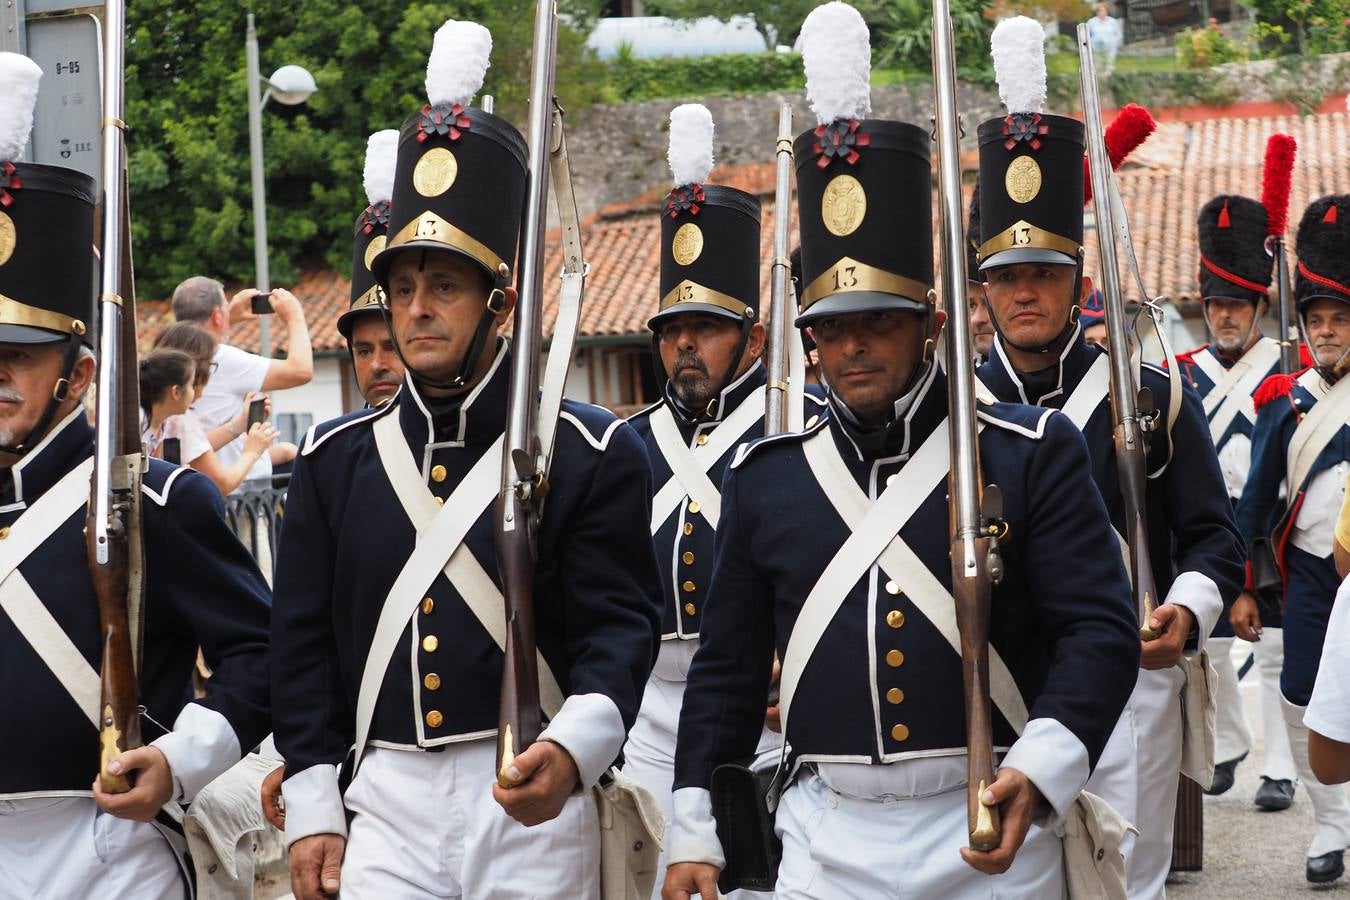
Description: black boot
1254,777,1295,811
1307,849,1345,884
1204,754,1246,796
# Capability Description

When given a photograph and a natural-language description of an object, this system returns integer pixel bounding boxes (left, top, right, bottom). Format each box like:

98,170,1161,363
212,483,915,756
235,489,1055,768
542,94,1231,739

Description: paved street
1171,643,1347,898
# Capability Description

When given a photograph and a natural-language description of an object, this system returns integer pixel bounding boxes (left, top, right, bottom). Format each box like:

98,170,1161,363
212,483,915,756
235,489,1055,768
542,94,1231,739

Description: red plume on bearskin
1261,133,1297,237
1084,103,1156,204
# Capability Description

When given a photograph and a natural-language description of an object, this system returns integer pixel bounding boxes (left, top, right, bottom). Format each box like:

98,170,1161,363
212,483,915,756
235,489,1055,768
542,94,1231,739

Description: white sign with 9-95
26,14,102,193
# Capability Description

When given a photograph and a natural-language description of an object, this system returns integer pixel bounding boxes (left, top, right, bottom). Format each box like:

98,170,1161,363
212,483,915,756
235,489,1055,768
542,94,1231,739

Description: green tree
125,1,603,299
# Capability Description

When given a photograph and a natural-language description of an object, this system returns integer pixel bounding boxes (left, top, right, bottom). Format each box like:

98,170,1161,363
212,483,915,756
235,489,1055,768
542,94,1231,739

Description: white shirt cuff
667,786,726,869
1165,570,1223,651
999,717,1090,820
281,763,348,847
538,692,625,791
149,702,242,803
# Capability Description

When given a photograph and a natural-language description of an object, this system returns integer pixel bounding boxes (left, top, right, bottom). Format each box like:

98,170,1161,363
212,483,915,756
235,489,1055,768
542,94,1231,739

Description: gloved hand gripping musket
1077,28,1162,641
495,0,588,787
90,0,147,793
933,0,1006,852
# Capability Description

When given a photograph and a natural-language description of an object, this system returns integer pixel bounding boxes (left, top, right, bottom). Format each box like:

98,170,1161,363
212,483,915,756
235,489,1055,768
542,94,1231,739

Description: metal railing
223,479,287,584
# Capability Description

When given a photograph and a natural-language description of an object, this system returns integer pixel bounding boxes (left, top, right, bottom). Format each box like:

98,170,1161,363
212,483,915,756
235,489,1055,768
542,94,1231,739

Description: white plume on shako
426,20,492,108
0,52,42,162
667,104,714,188
991,16,1047,115
800,1,871,126
362,129,399,207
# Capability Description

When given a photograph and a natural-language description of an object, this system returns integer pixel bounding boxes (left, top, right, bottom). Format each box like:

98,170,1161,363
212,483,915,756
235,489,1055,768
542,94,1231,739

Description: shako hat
0,53,94,346
792,2,932,326
1294,195,1350,312
340,129,398,340
650,104,761,331
371,20,527,290
1196,196,1271,304
977,17,1084,271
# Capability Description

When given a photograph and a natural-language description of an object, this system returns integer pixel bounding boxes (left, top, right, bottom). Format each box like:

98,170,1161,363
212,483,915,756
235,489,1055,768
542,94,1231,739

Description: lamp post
245,13,316,357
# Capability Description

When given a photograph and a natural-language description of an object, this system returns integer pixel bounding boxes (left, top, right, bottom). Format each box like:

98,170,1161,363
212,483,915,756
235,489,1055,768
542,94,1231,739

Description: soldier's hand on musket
1230,590,1264,642
491,739,581,826
959,766,1043,875
261,763,286,831
663,861,721,900
90,746,174,822
1139,602,1196,669
288,833,345,900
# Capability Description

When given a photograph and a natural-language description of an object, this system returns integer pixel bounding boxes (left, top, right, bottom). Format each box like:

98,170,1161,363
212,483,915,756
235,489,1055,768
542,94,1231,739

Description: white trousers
0,796,183,899
1281,695,1350,858
774,763,1064,899
341,742,601,899
1211,633,1296,780
1085,665,1183,900
622,639,779,900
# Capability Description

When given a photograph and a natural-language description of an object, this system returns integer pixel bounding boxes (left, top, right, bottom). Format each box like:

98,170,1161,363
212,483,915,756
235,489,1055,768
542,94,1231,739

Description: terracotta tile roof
136,110,1350,349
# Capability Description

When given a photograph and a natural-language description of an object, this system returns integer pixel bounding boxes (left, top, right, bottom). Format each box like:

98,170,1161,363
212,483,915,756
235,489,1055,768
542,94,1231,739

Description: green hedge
607,51,805,102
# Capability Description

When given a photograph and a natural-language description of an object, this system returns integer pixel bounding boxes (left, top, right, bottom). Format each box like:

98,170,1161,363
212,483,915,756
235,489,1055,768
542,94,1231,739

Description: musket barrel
1275,239,1297,373
764,102,793,437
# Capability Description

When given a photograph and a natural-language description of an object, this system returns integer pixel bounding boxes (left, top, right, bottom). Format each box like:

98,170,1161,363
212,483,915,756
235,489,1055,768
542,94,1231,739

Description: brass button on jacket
684,602,697,616
884,580,901,596
424,673,442,691
431,464,447,483
422,597,435,615
885,649,904,668
886,688,904,705
682,580,696,593
688,500,701,515
683,522,694,536
891,723,910,742
426,710,444,728
696,433,709,446
886,610,905,629
422,635,439,653
682,551,695,565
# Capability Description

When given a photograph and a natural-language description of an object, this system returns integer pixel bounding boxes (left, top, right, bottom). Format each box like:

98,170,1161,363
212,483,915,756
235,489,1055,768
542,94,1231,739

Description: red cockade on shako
416,102,473,143
0,161,20,208
359,199,391,235
1002,112,1049,152
667,183,706,217
812,118,871,168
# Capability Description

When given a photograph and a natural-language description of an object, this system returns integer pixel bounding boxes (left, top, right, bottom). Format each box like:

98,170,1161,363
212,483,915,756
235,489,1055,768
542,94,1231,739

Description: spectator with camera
169,276,311,488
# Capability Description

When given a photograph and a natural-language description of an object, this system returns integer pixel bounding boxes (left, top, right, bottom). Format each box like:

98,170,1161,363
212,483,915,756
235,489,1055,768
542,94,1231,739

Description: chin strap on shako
0,333,83,456
382,259,508,394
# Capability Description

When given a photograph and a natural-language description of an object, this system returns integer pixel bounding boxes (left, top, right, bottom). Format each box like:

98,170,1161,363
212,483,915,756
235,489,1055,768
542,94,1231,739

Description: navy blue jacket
271,342,663,843
979,333,1246,642
628,362,826,639
0,409,272,798
672,365,1138,819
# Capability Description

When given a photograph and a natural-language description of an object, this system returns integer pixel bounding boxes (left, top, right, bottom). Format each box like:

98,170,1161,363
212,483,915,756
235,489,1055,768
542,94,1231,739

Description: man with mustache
1236,195,1350,884
663,10,1138,897
1173,191,1297,812
623,104,825,898
971,21,1244,898
270,20,661,900
0,52,272,898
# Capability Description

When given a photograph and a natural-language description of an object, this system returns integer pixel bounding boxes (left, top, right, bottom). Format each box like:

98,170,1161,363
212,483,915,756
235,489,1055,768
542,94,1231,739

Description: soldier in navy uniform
623,103,823,898
1173,192,1296,808
0,52,272,898
663,7,1139,897
337,129,404,409
1235,195,1350,884
270,20,662,900
971,19,1244,898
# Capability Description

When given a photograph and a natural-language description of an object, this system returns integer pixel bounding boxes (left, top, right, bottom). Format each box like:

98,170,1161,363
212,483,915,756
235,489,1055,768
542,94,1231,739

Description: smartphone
162,437,181,465
251,292,274,315
247,398,267,429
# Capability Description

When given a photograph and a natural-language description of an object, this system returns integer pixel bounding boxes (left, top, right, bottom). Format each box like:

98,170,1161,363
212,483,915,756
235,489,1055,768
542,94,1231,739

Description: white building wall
269,356,347,440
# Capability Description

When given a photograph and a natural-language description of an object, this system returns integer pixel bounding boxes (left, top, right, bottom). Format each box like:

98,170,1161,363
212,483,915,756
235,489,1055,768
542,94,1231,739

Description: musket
763,102,794,437
933,0,1005,852
91,0,146,792
1261,134,1299,374
495,0,561,786
1078,27,1160,640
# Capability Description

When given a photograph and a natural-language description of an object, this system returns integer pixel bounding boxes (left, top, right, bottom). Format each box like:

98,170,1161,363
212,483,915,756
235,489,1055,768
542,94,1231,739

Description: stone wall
565,81,1004,219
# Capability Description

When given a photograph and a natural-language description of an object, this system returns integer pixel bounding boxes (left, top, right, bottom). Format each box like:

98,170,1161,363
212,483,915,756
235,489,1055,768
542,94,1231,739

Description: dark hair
153,321,218,390
139,348,196,416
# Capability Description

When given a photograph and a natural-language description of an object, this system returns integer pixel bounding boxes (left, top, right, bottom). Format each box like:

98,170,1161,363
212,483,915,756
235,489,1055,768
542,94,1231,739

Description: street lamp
245,13,316,358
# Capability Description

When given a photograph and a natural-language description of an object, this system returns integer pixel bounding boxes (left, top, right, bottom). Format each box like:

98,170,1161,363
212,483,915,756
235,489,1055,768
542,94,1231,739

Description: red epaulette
1299,343,1313,368
1253,371,1304,410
